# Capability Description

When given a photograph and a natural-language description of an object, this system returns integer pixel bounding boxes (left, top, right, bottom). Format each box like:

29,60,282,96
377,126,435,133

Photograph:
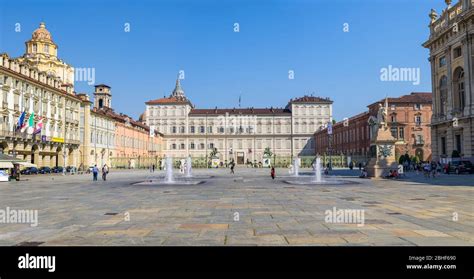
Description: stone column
463,121,472,158
462,37,472,116
446,46,454,118
446,125,454,157
469,33,474,116
429,56,439,119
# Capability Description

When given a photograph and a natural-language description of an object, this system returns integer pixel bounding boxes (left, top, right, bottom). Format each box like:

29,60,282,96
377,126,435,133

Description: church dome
31,22,53,42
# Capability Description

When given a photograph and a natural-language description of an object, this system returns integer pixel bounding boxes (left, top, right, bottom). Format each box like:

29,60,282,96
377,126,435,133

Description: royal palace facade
144,79,333,165
424,0,474,162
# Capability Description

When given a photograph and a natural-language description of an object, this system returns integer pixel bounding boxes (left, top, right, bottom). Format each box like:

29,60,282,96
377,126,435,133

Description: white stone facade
145,79,332,164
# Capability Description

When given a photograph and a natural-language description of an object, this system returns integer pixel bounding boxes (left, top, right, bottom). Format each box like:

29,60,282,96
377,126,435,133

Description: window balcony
414,139,425,146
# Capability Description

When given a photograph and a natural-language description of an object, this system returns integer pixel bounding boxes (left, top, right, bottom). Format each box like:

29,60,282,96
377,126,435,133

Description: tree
452,150,461,158
263,147,273,157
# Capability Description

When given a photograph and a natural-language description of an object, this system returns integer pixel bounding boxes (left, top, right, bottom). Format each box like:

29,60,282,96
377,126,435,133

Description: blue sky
0,0,448,121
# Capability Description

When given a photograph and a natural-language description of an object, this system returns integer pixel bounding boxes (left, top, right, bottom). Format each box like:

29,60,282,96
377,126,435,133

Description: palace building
78,84,162,169
315,92,432,163
77,85,116,169
1,22,162,170
144,78,332,165
0,23,81,167
423,0,474,162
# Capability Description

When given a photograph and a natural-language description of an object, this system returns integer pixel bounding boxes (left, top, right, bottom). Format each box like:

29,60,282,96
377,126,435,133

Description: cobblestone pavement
0,168,472,246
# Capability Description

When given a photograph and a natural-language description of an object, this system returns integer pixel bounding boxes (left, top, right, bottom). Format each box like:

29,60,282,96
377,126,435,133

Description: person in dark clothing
102,164,109,181
270,167,275,180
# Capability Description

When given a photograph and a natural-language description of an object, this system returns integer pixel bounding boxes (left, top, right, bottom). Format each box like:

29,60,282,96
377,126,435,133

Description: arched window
453,67,465,111
439,76,448,115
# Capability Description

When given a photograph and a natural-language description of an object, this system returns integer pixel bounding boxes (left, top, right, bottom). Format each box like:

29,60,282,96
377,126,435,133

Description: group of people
91,164,109,181
420,161,441,178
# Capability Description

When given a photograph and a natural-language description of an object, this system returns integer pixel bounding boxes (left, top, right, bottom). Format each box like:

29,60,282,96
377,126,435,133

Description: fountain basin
134,179,205,186
283,178,360,186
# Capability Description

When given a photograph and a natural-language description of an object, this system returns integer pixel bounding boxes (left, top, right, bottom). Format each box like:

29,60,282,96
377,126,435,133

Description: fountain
164,156,174,183
293,158,299,176
185,156,192,177
313,157,322,183
134,156,205,186
283,156,359,186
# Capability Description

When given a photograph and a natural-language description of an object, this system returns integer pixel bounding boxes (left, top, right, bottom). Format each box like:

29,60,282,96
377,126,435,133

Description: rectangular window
441,137,447,155
453,47,462,59
455,134,462,153
415,116,422,125
439,56,446,67
390,127,397,139
190,126,195,133
200,126,205,133
398,127,404,139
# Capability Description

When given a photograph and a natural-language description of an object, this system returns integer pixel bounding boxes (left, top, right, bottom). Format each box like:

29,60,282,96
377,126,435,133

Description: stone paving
0,168,472,246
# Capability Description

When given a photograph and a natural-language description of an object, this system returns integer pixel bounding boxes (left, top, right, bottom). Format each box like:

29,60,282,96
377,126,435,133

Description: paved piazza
0,168,473,246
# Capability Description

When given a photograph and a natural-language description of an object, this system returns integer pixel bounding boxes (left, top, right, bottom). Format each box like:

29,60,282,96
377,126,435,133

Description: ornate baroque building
1,23,162,169
144,78,332,164
0,23,81,167
16,23,75,91
423,0,474,162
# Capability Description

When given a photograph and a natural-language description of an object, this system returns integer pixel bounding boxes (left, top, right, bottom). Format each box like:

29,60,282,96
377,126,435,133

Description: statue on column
376,98,388,128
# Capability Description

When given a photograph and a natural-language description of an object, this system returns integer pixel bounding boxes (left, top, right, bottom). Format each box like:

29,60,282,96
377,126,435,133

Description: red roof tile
145,96,192,105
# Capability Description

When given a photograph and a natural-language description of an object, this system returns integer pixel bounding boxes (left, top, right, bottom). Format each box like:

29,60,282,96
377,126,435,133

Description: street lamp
63,143,67,175
327,121,333,171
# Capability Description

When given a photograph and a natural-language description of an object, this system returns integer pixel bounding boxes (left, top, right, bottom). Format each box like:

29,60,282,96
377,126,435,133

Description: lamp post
63,143,67,175
327,121,333,171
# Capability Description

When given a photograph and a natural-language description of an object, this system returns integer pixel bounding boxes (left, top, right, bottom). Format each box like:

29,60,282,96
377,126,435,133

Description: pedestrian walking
270,167,275,180
230,160,235,174
152,164,155,172
102,164,109,181
92,164,98,181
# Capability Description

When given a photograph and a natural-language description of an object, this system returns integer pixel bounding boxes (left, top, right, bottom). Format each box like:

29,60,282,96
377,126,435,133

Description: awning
16,162,37,168
0,162,14,168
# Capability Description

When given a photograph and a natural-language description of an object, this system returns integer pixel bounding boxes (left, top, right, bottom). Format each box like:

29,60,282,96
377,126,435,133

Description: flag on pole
22,112,35,134
20,113,30,133
16,111,26,131
327,122,333,135
33,117,43,135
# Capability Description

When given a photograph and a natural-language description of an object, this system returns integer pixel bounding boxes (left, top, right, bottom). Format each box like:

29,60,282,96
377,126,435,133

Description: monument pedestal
366,126,398,178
